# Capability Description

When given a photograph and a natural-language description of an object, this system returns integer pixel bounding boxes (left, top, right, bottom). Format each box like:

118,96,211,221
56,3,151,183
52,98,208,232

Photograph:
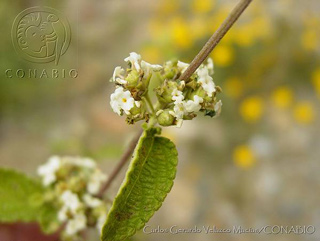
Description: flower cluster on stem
110,52,222,128
37,156,109,241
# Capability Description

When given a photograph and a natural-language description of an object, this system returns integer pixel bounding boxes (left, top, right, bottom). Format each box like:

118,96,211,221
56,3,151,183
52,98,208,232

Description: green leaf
38,202,60,234
0,168,44,223
101,128,178,241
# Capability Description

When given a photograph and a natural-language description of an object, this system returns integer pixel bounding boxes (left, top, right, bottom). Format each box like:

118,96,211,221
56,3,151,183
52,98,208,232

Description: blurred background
0,0,320,240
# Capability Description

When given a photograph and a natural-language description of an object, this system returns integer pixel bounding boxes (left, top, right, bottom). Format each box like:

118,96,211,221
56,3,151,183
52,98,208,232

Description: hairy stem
97,129,143,198
179,0,253,81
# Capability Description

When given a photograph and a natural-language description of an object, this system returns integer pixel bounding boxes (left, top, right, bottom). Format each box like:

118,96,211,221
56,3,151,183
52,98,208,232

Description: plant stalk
144,94,155,114
97,129,143,198
179,0,253,81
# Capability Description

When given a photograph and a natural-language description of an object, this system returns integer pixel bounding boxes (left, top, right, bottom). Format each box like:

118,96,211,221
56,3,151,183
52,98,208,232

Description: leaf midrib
121,132,156,211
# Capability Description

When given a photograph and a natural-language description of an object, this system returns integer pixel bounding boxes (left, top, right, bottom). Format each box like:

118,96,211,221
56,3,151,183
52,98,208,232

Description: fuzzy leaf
0,168,44,223
38,203,60,234
101,128,178,241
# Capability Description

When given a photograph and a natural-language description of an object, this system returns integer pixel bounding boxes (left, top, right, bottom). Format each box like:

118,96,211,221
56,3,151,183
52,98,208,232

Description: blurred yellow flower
234,24,256,47
233,145,256,169
171,17,193,49
140,46,162,63
301,29,318,51
191,0,214,14
271,86,293,109
302,15,320,28
224,77,244,99
312,68,320,97
234,17,271,46
293,101,315,124
253,16,272,38
211,44,234,67
190,17,209,41
234,30,254,47
240,96,264,123
208,7,230,34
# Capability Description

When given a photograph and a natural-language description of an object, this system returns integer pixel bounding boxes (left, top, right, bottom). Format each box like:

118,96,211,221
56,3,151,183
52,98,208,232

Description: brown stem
179,0,253,81
97,129,143,198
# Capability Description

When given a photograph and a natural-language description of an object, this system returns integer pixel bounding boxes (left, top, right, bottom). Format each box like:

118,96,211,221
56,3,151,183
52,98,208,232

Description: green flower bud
157,110,175,126
156,80,180,104
125,70,140,88
193,88,207,99
126,101,146,124
130,101,144,116
183,113,197,120
55,165,73,179
186,80,198,90
68,176,86,193
163,60,178,79
163,69,176,80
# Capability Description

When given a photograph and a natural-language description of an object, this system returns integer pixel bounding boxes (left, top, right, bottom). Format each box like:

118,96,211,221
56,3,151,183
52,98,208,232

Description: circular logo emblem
12,7,71,65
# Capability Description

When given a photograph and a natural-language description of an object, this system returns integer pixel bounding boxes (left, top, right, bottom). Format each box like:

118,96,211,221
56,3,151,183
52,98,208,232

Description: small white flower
179,81,186,89
134,101,141,108
169,108,185,128
141,60,162,76
177,61,189,73
96,213,107,233
110,87,135,115
176,119,183,128
60,190,81,213
173,101,187,120
65,213,87,236
164,60,173,68
87,170,107,195
83,194,102,208
214,100,223,117
112,66,127,85
58,206,68,222
79,158,96,169
64,157,96,169
185,95,204,113
206,58,214,75
124,52,141,71
156,110,164,116
171,88,184,103
197,67,216,97
37,156,61,186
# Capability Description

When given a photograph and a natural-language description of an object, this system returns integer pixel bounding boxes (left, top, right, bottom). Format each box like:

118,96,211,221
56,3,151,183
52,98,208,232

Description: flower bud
163,60,178,79
125,70,140,88
193,88,207,99
126,102,146,124
186,80,197,90
130,101,143,115
156,80,180,104
69,176,86,193
157,110,175,126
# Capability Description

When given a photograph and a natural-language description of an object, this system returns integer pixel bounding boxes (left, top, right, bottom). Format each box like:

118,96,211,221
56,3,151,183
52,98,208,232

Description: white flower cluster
37,156,109,240
161,59,222,127
110,52,162,122
109,52,222,127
